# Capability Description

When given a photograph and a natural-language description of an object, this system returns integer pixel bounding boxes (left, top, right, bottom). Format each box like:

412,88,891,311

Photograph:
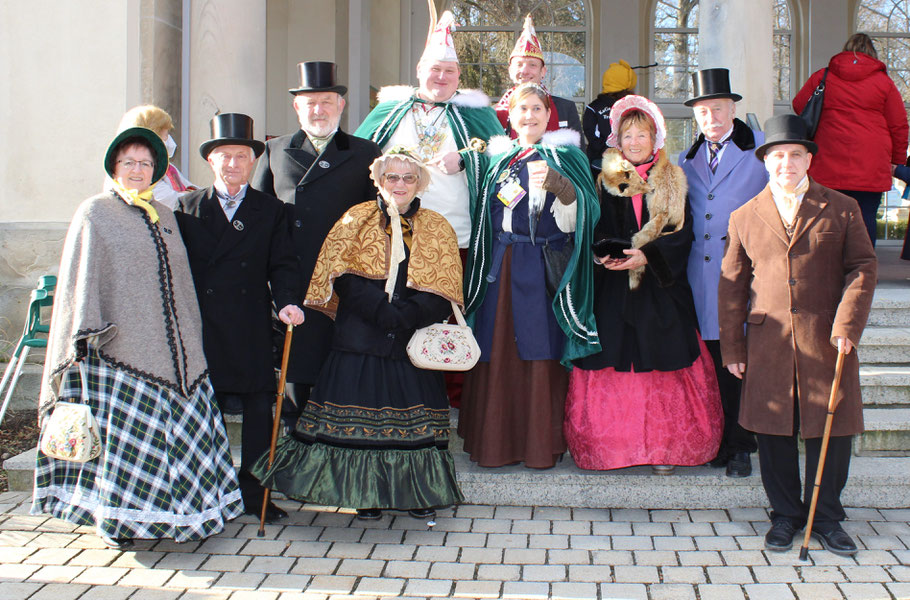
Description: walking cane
258,322,294,537
799,346,847,561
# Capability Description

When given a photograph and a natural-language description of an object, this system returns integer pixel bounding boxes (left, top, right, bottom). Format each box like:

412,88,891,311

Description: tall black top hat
288,61,347,96
685,68,743,106
755,114,819,159
199,113,265,159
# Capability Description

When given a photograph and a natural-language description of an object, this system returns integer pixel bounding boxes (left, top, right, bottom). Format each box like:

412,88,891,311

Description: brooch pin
318,160,330,169
233,220,244,231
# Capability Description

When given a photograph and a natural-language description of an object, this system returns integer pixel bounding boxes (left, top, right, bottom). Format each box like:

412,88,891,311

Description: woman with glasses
253,147,464,521
32,127,242,549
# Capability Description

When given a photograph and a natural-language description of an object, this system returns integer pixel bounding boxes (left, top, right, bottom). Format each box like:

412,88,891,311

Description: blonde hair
843,33,878,60
508,83,551,112
118,105,174,135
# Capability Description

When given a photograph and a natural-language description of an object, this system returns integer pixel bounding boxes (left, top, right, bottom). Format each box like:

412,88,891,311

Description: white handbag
407,300,481,371
39,362,102,463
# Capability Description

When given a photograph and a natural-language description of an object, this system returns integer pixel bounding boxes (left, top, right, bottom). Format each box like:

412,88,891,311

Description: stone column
335,0,372,130
187,0,267,183
699,0,773,125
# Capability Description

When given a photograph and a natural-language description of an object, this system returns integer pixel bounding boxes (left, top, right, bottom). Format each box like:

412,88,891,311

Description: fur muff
597,147,687,289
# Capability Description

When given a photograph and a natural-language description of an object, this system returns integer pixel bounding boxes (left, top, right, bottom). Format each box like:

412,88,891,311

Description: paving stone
800,566,847,582
752,565,800,583
551,520,590,535
486,533,528,548
283,541,332,558
633,522,674,536
697,583,747,600
511,519,552,534
722,550,768,566
66,548,122,567
591,550,634,565
838,582,893,599
444,532,487,547
534,507,572,520
736,536,767,550
529,534,568,549
494,506,533,520
248,556,297,575
452,580,501,598
888,565,910,582
520,564,566,581
455,505,495,519
71,566,128,585
654,537,696,551
403,577,454,597
841,521,876,536
428,561,475,580
27,583,91,600
228,592,280,600
728,508,769,521
354,576,405,596
569,534,613,550
0,530,41,545
259,573,313,592
216,572,267,590
612,535,653,550
502,548,547,564
471,518,511,534
714,522,756,536
633,550,678,566
501,581,549,599
672,522,715,536
427,517,471,533
870,521,910,536
117,567,175,587
459,547,503,564
24,547,82,565
600,583,648,600
548,549,590,564
649,583,697,599
77,586,137,600
123,590,182,600
162,569,218,589
886,583,910,599
650,510,690,523
840,565,891,582
743,583,796,599
156,552,208,570
677,551,723,566
550,581,598,599
27,565,84,583
689,510,730,523
791,583,843,599
706,566,754,584
592,521,633,536
288,558,340,575
476,563,520,581
402,530,446,546
305,575,357,595
151,540,201,553
359,529,405,544
383,559,430,578
0,583,44,599
369,543,416,561
414,545,459,562
325,543,373,559
857,534,905,550
202,554,251,572
567,564,613,582
845,508,883,521
660,566,706,584
693,536,738,551
807,551,859,566
613,565,660,583
335,559,384,577
853,549,900,565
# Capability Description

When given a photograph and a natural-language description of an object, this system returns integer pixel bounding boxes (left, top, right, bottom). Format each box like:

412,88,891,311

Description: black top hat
755,114,819,159
199,113,265,159
685,68,743,106
288,61,347,96
104,126,168,184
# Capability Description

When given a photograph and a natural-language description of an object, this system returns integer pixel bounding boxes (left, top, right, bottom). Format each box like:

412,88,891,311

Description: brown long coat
718,181,877,438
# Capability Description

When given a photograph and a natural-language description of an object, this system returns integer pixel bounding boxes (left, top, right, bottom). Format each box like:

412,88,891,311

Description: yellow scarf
112,181,159,224
770,176,810,227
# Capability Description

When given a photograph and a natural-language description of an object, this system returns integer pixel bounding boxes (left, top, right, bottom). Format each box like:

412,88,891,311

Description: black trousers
215,390,273,503
704,340,757,457
837,189,881,247
755,393,853,530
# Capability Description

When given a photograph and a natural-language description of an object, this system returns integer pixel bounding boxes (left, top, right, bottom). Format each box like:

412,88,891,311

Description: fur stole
376,85,491,109
597,148,687,289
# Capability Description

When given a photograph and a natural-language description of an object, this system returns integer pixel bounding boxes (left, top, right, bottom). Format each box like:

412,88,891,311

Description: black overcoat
251,128,382,383
574,183,700,372
176,187,301,393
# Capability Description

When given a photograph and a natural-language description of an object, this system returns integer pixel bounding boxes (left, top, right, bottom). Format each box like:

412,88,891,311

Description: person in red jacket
793,33,908,247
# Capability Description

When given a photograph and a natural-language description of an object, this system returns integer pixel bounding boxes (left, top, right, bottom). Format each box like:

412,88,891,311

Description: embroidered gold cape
305,201,463,318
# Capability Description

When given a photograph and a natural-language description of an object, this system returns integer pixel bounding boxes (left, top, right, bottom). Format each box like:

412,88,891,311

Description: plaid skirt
32,350,242,542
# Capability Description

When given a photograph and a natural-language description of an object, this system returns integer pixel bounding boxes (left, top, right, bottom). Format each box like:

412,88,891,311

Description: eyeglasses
384,173,418,184
117,159,155,171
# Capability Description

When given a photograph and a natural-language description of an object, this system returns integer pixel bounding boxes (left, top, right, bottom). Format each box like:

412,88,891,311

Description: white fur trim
552,199,577,233
541,128,581,148
450,89,491,109
486,135,515,156
377,85,417,104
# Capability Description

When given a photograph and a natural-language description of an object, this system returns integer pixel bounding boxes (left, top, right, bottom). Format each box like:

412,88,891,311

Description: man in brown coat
719,114,877,556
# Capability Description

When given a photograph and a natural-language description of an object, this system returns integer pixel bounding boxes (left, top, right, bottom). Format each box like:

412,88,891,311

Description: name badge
497,180,526,208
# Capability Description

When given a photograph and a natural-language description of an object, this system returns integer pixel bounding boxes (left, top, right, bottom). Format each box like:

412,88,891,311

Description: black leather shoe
811,525,858,556
244,501,288,523
408,508,436,520
708,453,728,468
726,452,752,478
356,508,382,521
765,519,799,551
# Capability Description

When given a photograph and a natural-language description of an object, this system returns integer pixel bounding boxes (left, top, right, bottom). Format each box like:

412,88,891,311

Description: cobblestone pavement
1,492,908,599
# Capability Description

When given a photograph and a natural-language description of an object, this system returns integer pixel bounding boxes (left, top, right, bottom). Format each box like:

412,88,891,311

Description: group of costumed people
33,8,882,560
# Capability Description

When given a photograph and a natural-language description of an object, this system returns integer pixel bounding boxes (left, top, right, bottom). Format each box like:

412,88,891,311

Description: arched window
448,0,589,108
652,0,699,103
856,0,910,105
773,0,794,105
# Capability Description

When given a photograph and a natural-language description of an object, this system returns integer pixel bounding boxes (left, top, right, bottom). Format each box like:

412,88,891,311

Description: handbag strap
77,361,90,403
449,300,468,327
814,68,828,94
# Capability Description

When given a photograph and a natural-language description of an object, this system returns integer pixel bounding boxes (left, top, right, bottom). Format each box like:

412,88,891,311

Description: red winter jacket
793,51,908,192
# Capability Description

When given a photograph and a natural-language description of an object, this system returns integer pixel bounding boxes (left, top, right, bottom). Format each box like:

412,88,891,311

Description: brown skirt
458,246,569,468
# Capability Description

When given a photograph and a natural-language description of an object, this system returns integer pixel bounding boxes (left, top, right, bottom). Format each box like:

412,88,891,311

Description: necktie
223,199,237,211
708,141,725,173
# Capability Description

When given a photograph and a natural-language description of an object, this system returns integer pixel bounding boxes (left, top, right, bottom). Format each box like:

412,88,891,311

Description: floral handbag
407,300,481,371
39,361,101,462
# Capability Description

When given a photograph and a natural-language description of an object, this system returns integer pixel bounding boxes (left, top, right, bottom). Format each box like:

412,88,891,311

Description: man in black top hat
719,114,876,556
176,113,304,523
251,61,381,416
679,68,768,478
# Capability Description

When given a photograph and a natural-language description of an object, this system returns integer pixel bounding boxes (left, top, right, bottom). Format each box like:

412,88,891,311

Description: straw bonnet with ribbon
104,126,169,223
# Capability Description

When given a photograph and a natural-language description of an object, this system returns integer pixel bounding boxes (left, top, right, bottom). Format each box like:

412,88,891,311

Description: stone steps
857,326,910,364
866,288,910,327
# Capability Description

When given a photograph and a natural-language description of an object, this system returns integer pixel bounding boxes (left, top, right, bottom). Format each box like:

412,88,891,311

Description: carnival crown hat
755,114,818,159
685,68,742,106
199,113,265,159
601,60,637,94
420,3,459,64
288,61,347,96
607,94,667,152
510,14,544,64
369,146,432,195
104,126,168,184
